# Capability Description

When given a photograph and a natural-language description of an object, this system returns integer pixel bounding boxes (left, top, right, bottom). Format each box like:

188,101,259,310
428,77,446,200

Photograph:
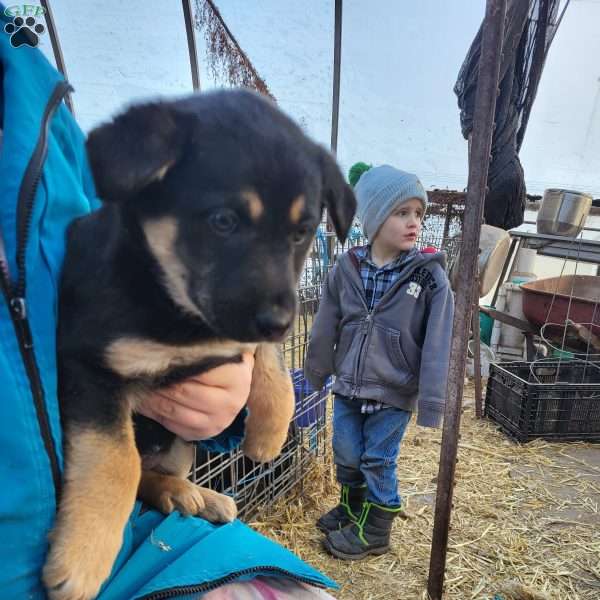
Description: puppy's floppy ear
318,148,357,244
86,102,186,202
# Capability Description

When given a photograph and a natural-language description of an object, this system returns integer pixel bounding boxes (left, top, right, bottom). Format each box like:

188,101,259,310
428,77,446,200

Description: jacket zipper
349,273,372,398
140,566,325,599
0,80,72,501
352,310,372,398
345,255,412,398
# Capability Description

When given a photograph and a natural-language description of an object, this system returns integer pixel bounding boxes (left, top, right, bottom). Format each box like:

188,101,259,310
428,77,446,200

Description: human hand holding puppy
138,352,255,441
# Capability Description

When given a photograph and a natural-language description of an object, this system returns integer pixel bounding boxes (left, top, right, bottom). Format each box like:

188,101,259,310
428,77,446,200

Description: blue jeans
332,395,411,507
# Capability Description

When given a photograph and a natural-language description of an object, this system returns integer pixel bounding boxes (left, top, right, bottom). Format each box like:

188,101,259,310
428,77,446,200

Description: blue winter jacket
0,14,334,599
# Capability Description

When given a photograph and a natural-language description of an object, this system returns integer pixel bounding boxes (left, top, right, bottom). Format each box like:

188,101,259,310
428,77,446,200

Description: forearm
418,285,455,428
304,269,341,387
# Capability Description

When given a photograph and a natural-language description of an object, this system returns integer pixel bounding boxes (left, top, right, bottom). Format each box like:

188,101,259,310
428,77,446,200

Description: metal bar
549,0,571,46
40,0,74,114
426,1,507,598
330,0,342,154
479,305,537,333
442,202,453,241
182,0,201,91
491,237,519,306
472,277,483,419
523,219,600,233
525,332,536,361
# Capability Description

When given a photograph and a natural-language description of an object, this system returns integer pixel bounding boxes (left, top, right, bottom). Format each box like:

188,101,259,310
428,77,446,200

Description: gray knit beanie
351,164,428,241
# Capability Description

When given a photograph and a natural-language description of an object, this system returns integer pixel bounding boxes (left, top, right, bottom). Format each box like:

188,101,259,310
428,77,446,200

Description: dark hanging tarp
454,0,562,230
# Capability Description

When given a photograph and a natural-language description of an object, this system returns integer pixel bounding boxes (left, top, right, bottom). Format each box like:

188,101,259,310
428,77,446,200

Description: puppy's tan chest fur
105,337,257,379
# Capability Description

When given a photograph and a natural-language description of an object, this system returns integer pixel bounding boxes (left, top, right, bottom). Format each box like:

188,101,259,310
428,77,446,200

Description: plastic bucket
552,348,575,359
479,306,494,346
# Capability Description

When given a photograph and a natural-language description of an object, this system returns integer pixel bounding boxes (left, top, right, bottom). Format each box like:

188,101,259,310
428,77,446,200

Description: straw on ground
250,383,600,600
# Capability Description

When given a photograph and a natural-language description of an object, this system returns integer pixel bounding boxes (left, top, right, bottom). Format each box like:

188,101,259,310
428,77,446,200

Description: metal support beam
472,277,483,418
330,0,342,154
40,0,74,114
491,237,519,306
182,0,201,91
427,1,507,598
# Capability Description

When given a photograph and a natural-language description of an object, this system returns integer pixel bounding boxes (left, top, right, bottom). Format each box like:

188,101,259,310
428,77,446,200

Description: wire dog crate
190,191,465,519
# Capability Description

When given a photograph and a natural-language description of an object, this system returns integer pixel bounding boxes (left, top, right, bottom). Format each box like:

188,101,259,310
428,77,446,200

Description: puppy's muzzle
255,305,294,341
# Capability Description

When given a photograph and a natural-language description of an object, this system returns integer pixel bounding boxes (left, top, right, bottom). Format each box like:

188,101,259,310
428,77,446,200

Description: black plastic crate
485,360,600,442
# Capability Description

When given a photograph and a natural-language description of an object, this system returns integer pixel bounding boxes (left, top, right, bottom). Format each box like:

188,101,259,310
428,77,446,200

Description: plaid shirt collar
355,246,409,271
355,245,417,311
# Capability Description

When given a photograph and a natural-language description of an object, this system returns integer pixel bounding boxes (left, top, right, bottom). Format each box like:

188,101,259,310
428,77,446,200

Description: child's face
375,198,424,252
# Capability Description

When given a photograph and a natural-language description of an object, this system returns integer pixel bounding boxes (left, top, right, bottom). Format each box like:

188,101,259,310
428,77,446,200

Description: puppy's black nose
255,307,293,340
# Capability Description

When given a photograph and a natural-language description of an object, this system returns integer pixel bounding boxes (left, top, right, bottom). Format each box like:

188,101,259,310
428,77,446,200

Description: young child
304,163,454,561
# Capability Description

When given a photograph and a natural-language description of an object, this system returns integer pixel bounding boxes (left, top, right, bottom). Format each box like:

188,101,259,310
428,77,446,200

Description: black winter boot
316,484,366,533
323,501,401,560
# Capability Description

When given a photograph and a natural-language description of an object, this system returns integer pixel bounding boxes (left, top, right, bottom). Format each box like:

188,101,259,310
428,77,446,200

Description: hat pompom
348,162,372,188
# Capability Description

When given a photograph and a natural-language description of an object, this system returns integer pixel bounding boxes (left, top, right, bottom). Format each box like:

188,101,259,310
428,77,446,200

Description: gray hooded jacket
304,247,454,428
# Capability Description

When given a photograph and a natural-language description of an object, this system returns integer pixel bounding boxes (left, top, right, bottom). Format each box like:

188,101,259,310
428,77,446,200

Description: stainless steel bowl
536,188,592,237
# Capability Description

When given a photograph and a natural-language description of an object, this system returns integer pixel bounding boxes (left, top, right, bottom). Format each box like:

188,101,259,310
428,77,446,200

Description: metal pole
330,0,342,154
427,1,507,598
442,202,453,243
182,0,201,91
472,276,483,419
40,0,74,114
491,237,518,306
326,0,342,255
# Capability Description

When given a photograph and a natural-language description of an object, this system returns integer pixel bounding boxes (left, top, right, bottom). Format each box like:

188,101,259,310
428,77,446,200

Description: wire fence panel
190,192,465,519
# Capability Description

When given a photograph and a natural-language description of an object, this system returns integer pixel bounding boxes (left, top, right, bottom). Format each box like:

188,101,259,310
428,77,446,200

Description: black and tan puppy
42,89,356,600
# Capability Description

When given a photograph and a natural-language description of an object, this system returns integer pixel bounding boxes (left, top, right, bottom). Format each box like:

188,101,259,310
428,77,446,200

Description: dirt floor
251,382,600,600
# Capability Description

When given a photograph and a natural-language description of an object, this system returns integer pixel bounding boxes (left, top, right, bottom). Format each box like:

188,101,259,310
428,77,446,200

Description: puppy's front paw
196,487,238,523
242,426,288,463
155,477,207,516
43,529,122,600
148,475,237,523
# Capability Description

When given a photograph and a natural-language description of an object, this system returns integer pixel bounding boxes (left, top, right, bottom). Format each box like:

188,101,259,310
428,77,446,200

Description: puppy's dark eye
292,225,311,245
209,209,239,235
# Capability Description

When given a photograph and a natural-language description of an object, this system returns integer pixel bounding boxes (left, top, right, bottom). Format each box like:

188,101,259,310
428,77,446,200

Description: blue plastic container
291,368,332,427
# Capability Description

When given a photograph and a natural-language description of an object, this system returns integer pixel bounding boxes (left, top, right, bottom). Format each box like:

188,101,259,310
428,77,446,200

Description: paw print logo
4,16,45,48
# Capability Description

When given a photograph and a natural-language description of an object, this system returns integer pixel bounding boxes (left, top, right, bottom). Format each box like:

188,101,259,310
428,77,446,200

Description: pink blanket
202,576,336,599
